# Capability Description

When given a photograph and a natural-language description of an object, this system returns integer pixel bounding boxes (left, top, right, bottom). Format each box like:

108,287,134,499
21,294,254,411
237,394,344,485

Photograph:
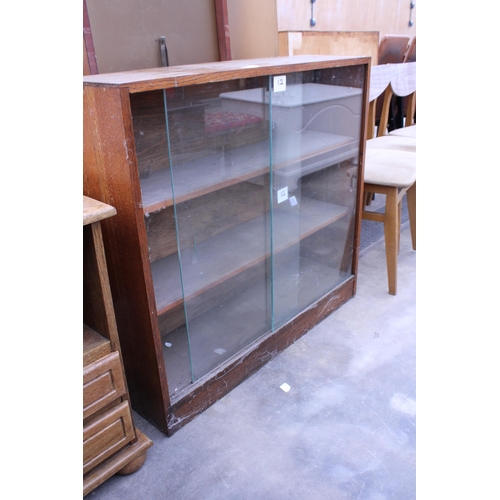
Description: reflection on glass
164,78,273,383
134,66,364,394
221,71,362,327
269,71,362,325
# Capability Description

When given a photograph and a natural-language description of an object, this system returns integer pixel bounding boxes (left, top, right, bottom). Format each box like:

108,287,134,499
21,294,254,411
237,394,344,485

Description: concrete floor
86,222,416,500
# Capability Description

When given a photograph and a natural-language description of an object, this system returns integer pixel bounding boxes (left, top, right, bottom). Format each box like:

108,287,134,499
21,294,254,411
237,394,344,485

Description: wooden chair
362,63,416,295
376,35,410,130
378,35,410,65
362,151,416,295
386,85,416,139
377,63,416,137
389,124,416,138
365,65,416,201
365,66,394,205
397,38,416,127
367,64,394,140
372,87,416,147
403,36,416,63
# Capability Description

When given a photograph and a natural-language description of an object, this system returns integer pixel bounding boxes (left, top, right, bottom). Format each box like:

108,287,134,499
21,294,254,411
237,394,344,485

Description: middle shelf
150,195,349,318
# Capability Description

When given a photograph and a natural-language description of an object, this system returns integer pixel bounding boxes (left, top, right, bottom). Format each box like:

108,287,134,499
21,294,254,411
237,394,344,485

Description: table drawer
83,351,126,420
83,400,135,475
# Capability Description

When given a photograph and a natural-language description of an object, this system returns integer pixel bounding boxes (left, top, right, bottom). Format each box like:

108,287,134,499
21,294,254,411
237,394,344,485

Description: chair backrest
367,64,395,139
374,35,410,122
378,35,410,65
377,62,416,135
403,37,416,63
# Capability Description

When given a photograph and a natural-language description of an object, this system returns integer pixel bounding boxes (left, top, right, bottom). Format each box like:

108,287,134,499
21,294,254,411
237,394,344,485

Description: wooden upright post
214,0,232,61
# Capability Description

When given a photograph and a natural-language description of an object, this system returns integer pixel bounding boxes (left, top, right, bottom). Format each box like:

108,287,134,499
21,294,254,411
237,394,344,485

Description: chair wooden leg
406,181,416,250
384,188,399,295
364,191,373,206
397,199,402,254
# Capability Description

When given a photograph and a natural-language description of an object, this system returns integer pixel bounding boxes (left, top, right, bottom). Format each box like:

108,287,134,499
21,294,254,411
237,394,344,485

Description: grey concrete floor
87,222,416,500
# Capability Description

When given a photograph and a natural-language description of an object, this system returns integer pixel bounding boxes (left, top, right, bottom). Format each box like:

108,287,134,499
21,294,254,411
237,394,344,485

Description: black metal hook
159,36,169,67
310,0,316,27
409,1,415,27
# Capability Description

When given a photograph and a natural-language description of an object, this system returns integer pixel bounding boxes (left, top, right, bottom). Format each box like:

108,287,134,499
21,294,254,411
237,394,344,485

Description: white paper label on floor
164,342,172,348
277,186,288,204
273,75,286,92
214,348,226,355
280,383,291,393
289,196,298,207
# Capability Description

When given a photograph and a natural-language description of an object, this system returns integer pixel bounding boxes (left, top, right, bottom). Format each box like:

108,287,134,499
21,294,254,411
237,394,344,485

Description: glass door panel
164,78,273,382
155,65,364,389
130,89,193,394
269,68,364,327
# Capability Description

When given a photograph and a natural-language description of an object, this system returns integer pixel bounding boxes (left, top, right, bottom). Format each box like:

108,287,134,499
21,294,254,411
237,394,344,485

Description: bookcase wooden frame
84,55,370,435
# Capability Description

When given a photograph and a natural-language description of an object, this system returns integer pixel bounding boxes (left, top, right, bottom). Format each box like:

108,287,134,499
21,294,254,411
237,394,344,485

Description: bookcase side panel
84,85,171,432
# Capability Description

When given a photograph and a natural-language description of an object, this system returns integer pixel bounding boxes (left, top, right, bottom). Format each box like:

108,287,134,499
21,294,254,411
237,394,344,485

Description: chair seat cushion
389,124,416,138
364,148,416,187
367,135,416,152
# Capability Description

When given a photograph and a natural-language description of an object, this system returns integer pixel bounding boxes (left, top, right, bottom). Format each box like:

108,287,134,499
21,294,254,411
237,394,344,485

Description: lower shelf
164,275,356,435
163,255,350,395
151,196,349,316
83,429,153,497
83,324,111,366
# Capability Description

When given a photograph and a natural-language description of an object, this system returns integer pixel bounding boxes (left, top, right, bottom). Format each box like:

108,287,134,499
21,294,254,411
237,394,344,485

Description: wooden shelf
83,324,112,367
151,196,348,316
140,130,356,213
163,255,346,396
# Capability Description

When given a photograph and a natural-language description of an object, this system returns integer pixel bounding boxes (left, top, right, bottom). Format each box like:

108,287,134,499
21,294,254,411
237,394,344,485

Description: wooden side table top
83,195,117,226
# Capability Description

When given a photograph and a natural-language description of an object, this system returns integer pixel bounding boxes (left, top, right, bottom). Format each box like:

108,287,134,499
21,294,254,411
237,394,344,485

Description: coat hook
310,0,316,27
159,36,169,67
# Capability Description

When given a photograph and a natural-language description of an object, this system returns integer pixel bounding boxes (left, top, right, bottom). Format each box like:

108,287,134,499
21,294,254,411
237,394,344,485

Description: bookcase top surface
83,55,370,93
